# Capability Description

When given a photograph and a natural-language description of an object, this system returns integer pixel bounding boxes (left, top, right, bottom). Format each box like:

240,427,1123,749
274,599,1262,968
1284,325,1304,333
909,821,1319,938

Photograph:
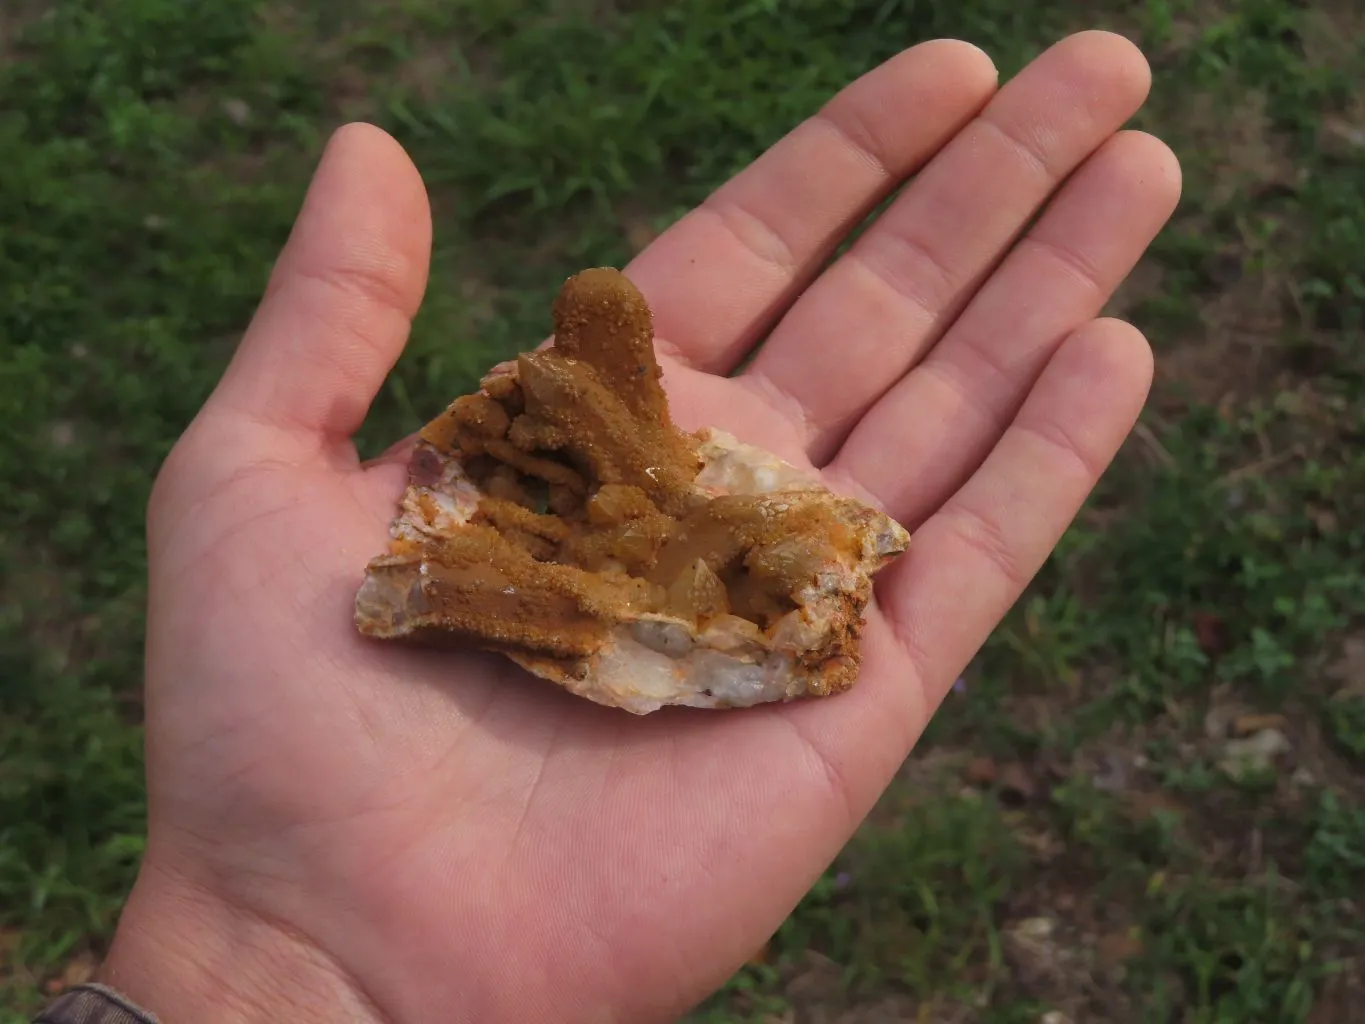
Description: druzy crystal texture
355,268,909,714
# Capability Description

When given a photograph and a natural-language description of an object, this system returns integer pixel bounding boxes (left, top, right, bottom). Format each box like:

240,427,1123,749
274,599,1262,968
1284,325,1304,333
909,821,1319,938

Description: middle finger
740,30,1152,465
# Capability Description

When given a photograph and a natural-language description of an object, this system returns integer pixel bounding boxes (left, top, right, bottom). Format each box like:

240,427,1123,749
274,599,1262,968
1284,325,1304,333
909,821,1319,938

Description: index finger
623,39,998,374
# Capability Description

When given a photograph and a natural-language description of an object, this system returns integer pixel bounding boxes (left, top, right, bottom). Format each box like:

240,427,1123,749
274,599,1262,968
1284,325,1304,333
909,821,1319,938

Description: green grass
3,0,1364,1020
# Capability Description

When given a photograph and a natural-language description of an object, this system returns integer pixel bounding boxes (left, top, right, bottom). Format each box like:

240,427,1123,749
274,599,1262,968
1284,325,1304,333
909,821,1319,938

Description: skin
99,30,1181,1024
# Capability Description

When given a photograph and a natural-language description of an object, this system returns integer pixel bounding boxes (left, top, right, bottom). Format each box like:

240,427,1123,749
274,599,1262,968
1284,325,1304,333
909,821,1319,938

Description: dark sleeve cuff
33,983,160,1024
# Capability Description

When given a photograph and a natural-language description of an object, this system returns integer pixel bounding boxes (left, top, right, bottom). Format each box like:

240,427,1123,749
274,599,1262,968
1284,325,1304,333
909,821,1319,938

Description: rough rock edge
355,427,909,715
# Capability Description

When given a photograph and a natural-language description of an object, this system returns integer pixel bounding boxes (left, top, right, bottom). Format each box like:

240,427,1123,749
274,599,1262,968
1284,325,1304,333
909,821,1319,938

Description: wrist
100,854,384,1024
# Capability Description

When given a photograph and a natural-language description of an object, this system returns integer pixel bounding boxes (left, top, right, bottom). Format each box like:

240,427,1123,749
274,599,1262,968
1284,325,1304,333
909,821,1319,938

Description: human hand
100,30,1180,1024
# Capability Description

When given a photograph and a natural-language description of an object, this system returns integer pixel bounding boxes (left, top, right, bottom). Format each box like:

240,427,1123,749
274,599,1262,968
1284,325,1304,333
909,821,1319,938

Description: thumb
207,122,432,446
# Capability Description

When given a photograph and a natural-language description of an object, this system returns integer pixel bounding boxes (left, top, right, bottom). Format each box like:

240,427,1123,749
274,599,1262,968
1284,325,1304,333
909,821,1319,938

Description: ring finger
828,129,1181,525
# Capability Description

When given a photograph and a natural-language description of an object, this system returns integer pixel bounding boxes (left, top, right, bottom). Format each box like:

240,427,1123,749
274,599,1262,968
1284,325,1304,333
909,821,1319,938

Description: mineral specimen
355,267,910,714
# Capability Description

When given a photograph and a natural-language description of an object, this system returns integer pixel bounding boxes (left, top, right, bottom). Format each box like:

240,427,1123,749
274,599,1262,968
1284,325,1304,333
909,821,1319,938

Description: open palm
103,32,1180,1024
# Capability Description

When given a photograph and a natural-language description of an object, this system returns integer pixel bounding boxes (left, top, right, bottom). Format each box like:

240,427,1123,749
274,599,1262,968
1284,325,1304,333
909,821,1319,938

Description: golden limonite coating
355,268,909,714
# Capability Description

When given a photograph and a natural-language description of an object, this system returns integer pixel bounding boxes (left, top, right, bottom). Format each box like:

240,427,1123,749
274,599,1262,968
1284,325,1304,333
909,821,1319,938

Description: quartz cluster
355,268,909,714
